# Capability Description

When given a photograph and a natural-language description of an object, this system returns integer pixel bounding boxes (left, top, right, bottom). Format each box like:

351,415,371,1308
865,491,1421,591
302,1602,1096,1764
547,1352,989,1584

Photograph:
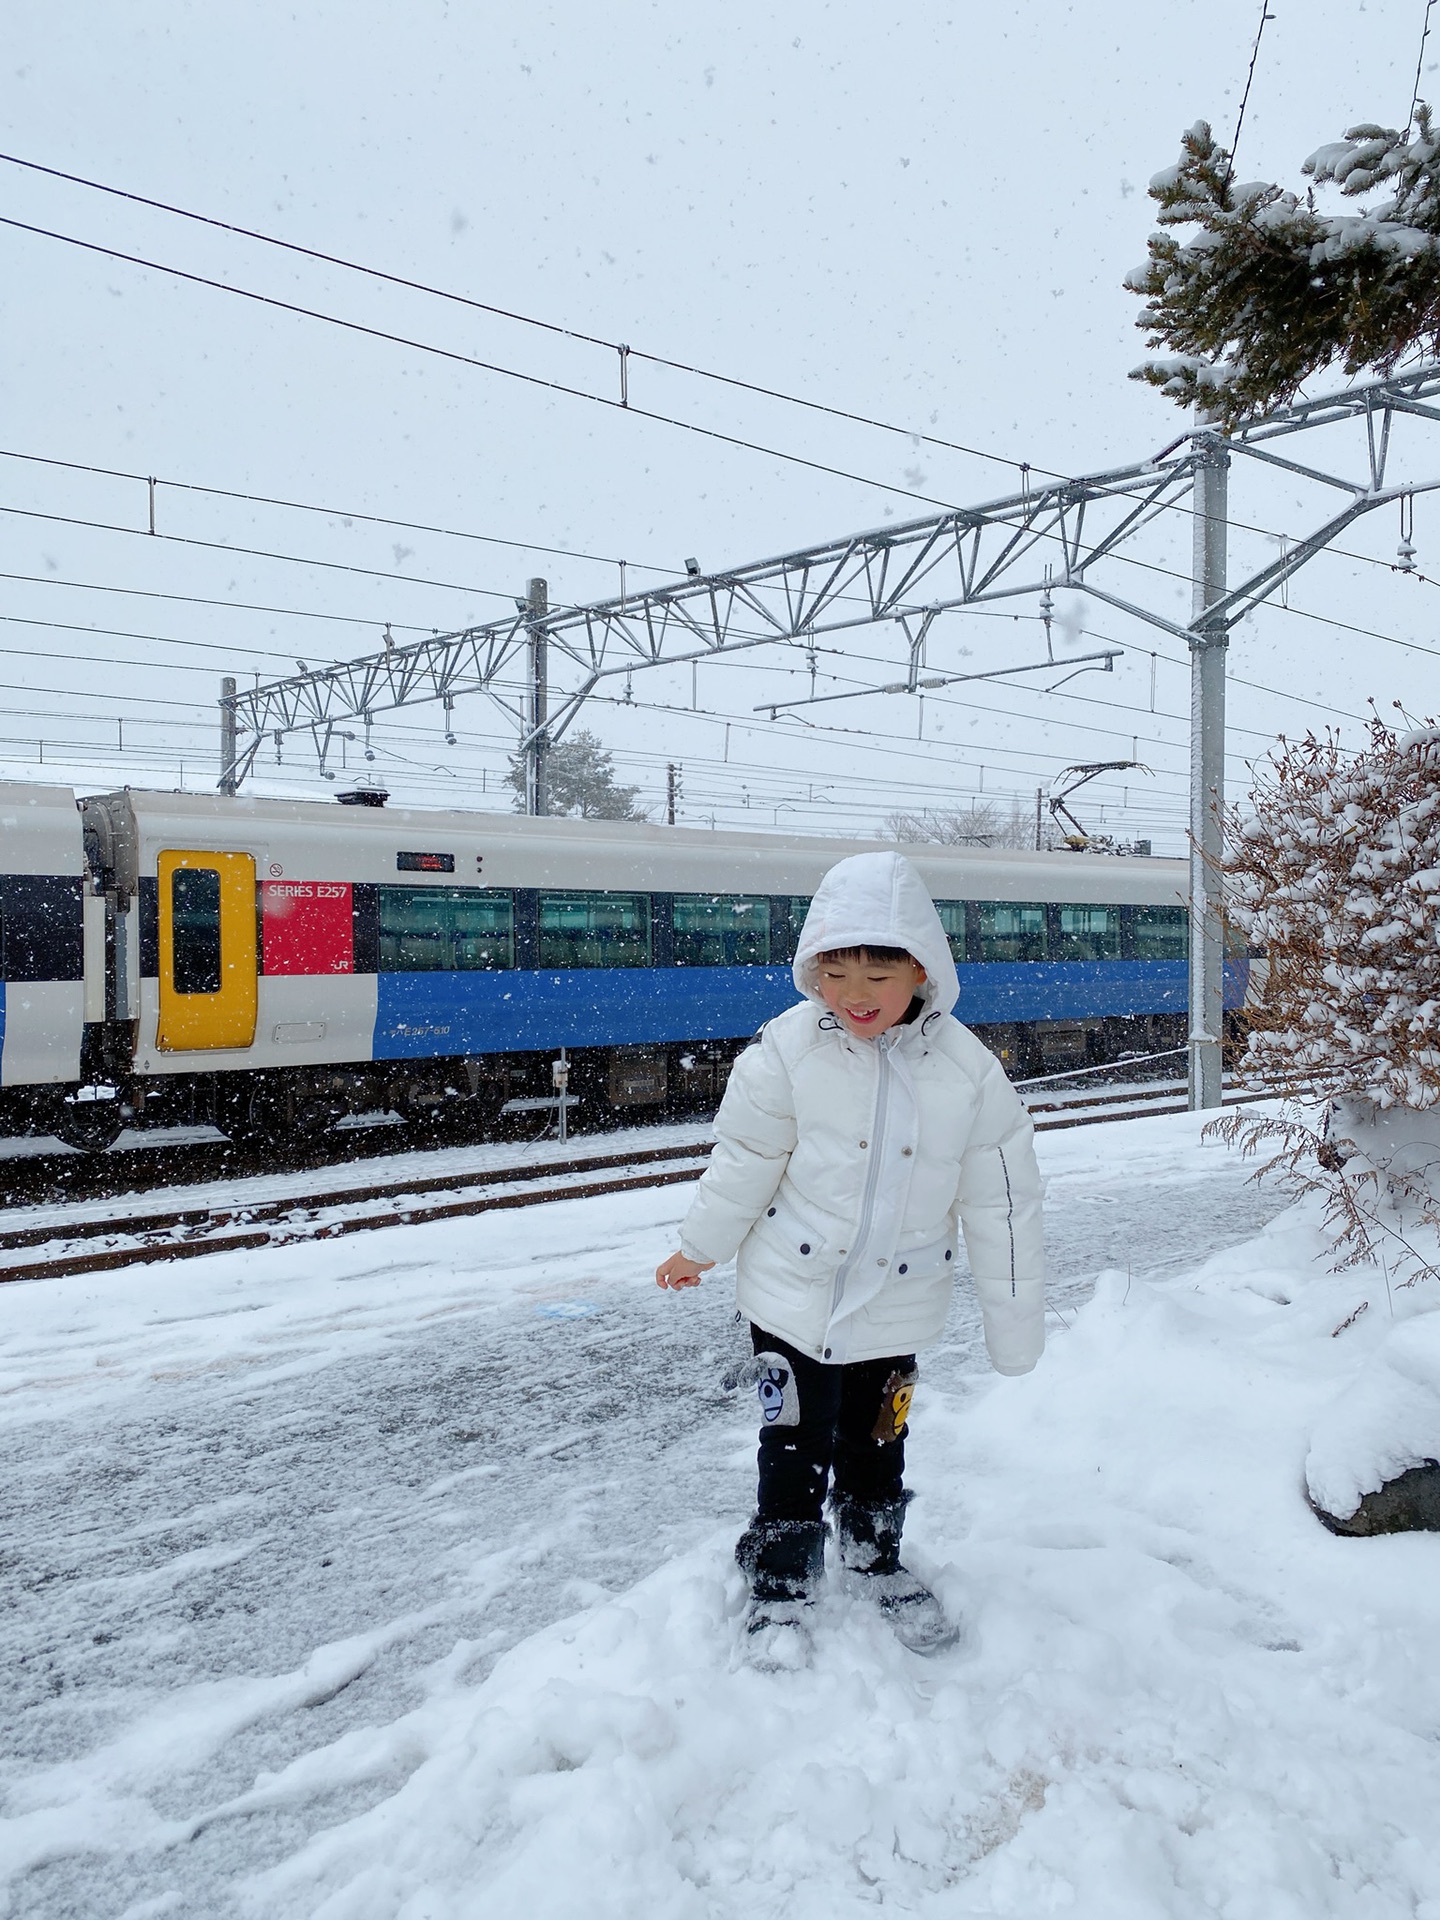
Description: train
0,780,1246,1152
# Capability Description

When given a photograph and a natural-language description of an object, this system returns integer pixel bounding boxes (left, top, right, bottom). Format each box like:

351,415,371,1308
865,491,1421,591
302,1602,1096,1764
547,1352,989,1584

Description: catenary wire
0,613,361,668
0,569,446,635
1412,0,1437,126
8,160,1439,602
12,434,1439,698
0,502,537,604
0,537,1409,723
1224,1,1277,187
0,150,1036,480
10,432,1440,683
8,160,1440,612
0,215,966,514
6,429,1437,605
0,447,679,580
0,592,1348,759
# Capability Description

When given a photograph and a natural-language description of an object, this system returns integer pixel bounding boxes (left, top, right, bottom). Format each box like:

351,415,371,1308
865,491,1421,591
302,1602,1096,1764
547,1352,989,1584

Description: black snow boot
832,1491,958,1655
734,1517,827,1669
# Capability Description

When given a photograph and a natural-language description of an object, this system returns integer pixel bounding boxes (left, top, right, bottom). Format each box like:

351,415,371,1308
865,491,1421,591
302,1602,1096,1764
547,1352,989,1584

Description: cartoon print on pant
754,1350,801,1427
871,1366,919,1443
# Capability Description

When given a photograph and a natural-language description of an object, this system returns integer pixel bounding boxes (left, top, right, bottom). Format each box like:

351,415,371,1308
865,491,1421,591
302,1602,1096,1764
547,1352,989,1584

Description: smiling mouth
845,1007,881,1023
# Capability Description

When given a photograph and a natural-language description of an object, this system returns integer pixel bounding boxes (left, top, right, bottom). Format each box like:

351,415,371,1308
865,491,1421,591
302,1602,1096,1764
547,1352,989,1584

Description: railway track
0,1082,1276,1287
0,1139,717,1287
1024,1078,1270,1131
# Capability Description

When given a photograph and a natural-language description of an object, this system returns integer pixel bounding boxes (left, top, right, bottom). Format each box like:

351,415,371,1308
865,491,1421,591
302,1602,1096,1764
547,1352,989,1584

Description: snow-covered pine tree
1221,716,1440,1274
1128,112,1440,428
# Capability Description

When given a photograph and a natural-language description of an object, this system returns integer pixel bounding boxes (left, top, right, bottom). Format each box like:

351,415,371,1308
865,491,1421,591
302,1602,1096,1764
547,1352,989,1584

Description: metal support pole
1188,435,1229,1111
526,577,549,817
219,676,238,796
666,762,677,825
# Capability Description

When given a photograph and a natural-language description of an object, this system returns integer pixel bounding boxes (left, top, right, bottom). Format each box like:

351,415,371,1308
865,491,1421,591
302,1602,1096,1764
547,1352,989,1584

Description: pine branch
1128,109,1440,427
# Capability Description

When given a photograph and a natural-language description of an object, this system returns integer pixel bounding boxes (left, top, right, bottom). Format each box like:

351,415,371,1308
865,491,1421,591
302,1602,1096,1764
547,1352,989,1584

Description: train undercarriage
0,1012,1196,1155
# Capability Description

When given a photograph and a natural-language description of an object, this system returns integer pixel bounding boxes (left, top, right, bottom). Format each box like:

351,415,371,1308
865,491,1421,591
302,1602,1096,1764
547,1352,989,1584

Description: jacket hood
792,851,959,1018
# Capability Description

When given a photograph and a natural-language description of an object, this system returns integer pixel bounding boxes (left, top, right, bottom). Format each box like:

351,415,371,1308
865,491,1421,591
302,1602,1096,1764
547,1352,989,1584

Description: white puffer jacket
678,851,1046,1372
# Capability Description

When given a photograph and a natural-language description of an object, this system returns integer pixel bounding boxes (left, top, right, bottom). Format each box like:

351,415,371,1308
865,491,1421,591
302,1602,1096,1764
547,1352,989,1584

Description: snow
3,1108,1439,1917
1306,1310,1440,1519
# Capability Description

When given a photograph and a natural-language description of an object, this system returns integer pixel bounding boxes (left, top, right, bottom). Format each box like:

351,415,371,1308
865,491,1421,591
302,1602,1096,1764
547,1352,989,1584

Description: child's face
817,953,927,1038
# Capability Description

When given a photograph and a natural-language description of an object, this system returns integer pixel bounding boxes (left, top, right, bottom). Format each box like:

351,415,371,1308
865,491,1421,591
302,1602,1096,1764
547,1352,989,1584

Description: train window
673,894,770,966
1056,904,1122,961
378,887,513,971
171,867,222,995
1134,906,1188,960
0,875,85,983
934,901,967,963
539,891,650,969
978,902,1047,962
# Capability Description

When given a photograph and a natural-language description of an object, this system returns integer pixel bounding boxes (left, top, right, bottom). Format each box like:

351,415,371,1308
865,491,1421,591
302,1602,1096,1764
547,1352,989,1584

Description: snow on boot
734,1517,827,1670
832,1491,958,1655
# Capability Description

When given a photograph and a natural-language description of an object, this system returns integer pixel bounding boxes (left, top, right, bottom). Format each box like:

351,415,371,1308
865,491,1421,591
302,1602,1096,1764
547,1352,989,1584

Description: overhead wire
0,612,347,667
12,436,1438,704
0,562,1359,771
1412,0,1437,126
0,568,448,635
0,446,679,580
0,214,967,514
0,501,530,603
1223,1,1277,189
0,150,1035,480
7,160,1438,598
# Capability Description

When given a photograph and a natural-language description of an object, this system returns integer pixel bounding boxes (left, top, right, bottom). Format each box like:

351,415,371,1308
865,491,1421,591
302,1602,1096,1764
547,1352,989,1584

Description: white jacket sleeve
677,1031,797,1265
954,1052,1046,1376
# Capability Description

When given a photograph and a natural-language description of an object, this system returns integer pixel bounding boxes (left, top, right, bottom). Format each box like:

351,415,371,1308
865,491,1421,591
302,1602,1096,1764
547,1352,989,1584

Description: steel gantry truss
219,362,1440,1106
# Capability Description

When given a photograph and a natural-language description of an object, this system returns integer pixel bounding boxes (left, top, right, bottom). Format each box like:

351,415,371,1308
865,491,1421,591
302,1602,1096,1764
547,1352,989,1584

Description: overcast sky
4,0,1440,851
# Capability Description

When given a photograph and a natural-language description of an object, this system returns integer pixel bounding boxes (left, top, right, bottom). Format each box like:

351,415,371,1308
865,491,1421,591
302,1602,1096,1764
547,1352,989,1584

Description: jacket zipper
828,1034,893,1328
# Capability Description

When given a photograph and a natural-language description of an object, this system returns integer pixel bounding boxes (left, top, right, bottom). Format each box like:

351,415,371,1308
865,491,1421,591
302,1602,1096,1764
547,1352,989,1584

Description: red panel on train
261,881,354,975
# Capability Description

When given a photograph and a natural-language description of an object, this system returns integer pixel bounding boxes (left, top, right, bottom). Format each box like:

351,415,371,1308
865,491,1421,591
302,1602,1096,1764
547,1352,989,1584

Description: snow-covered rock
1306,1311,1440,1532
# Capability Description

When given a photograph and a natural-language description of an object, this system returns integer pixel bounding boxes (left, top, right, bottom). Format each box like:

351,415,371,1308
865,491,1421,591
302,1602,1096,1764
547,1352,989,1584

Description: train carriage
0,783,93,1140
1,783,1247,1150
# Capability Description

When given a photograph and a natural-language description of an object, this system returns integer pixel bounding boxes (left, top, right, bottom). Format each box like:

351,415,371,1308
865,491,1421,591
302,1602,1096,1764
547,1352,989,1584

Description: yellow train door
156,850,258,1052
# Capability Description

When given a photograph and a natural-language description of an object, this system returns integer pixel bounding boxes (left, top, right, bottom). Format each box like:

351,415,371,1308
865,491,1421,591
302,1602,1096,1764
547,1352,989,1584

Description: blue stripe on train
958,958,1249,1022
374,966,799,1056
372,957,1249,1059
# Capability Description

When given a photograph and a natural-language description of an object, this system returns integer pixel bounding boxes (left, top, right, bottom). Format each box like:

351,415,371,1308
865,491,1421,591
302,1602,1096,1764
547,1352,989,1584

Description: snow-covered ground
3,1110,1437,1918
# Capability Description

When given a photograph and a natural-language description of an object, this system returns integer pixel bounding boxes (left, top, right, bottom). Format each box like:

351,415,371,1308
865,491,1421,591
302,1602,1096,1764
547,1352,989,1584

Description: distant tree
505,729,647,820
1127,110,1440,428
884,799,1039,849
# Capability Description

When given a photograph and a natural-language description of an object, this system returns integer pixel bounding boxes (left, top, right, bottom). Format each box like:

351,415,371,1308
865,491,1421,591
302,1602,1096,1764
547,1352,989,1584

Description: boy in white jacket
656,851,1045,1654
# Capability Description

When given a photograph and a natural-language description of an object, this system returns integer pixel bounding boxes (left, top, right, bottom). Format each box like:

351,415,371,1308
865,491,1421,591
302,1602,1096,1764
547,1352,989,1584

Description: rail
0,1083,1278,1288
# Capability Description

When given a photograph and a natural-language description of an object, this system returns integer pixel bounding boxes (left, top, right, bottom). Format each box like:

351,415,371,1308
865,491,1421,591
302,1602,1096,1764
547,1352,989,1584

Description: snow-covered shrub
1217,718,1440,1282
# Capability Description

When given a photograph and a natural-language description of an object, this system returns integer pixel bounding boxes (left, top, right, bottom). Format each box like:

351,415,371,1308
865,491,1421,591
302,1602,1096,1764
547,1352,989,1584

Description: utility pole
219,677,238,797
1189,431,1230,1111
666,762,678,825
525,577,549,817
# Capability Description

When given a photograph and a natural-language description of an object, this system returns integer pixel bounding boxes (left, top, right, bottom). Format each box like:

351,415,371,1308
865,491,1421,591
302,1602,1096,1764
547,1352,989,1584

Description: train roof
0,782,84,875
85,787,1188,906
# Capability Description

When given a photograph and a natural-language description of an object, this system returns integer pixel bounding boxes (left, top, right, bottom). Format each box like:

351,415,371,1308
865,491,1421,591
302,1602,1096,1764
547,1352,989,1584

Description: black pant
749,1324,916,1525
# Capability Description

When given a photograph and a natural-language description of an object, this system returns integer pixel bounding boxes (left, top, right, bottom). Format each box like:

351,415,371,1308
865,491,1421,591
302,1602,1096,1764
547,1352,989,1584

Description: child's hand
655,1251,714,1290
